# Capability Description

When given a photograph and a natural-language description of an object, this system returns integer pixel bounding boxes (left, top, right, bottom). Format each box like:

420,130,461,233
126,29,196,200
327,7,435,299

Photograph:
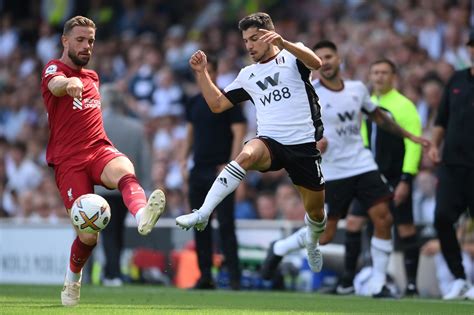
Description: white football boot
306,240,323,272
61,279,81,306
175,209,209,231
138,189,166,236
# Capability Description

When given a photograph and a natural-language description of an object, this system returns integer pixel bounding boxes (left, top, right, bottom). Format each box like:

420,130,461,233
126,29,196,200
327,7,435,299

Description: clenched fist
66,77,84,99
189,50,207,73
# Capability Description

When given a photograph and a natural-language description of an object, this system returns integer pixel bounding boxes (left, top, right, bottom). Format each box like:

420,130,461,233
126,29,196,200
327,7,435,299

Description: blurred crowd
0,0,472,232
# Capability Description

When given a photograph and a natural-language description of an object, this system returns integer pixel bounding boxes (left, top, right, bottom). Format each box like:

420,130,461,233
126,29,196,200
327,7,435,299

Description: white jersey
224,48,322,145
313,79,378,181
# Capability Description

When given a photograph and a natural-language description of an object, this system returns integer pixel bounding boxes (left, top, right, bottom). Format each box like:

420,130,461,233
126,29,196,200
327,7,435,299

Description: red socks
69,237,96,273
118,174,147,216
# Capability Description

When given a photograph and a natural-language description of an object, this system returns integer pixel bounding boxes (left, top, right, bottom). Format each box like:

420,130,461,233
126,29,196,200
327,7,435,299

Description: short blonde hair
63,16,96,35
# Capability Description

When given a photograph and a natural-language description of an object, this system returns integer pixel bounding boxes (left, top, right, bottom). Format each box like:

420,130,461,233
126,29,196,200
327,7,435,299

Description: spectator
420,215,474,297
180,55,246,290
36,22,60,66
427,28,474,300
256,191,279,220
97,83,153,287
0,14,19,61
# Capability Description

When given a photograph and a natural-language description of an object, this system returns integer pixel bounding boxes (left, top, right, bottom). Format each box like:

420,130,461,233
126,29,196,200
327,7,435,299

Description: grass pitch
1,284,473,314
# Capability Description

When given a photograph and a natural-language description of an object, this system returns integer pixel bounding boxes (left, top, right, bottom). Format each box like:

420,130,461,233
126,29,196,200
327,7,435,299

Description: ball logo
79,210,101,231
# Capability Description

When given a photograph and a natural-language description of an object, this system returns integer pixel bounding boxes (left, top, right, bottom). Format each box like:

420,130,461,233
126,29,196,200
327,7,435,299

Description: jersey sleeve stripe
296,59,323,141
224,88,253,105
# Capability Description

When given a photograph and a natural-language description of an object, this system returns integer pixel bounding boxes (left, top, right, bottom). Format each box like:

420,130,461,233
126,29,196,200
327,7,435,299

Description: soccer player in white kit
176,12,327,273
260,40,429,297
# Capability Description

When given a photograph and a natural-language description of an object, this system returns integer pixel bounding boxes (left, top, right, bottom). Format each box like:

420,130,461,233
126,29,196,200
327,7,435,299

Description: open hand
258,29,285,49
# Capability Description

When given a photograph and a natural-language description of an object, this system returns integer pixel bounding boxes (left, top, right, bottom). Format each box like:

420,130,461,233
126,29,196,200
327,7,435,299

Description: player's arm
189,50,233,113
368,108,430,147
428,126,445,164
399,103,423,179
431,126,445,149
428,79,450,164
48,75,84,98
259,29,322,70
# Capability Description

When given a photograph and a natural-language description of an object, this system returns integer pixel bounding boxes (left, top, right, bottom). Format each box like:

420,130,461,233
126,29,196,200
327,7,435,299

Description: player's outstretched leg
116,174,166,235
137,189,166,235
261,227,307,280
305,211,327,272
176,161,246,231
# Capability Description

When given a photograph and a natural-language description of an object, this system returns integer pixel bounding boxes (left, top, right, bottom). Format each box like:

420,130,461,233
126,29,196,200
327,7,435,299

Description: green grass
0,285,473,314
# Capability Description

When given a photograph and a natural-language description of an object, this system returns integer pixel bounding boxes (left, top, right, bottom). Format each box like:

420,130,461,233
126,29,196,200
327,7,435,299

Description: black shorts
325,170,392,219
257,136,324,191
435,164,474,223
350,177,413,224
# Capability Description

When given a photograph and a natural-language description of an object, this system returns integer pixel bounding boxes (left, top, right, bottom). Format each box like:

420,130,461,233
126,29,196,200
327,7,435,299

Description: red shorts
53,143,125,209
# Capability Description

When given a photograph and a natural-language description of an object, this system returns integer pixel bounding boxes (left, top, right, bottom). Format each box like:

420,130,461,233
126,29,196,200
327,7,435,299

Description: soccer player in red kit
40,16,166,306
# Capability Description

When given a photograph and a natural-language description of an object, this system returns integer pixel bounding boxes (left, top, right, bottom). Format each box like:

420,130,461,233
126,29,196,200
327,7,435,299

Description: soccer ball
70,194,111,233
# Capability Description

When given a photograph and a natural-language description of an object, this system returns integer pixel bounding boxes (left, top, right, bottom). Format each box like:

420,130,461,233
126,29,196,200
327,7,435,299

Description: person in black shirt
427,28,474,300
180,56,247,289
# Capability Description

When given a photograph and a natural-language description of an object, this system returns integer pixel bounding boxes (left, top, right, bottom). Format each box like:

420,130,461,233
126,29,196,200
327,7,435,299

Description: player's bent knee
235,151,253,168
346,215,366,231
374,212,393,230
78,231,99,246
236,151,266,170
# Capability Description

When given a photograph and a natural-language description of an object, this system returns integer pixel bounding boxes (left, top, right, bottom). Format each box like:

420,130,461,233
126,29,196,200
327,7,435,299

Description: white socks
66,266,82,283
370,237,393,286
199,161,246,217
305,211,327,243
273,227,307,256
135,208,144,224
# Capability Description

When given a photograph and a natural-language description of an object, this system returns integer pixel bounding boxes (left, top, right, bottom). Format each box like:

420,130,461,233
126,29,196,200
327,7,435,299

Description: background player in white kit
176,12,327,273
260,40,429,297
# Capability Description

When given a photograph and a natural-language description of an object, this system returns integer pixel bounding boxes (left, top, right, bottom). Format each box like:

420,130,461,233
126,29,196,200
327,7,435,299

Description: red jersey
41,60,112,165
